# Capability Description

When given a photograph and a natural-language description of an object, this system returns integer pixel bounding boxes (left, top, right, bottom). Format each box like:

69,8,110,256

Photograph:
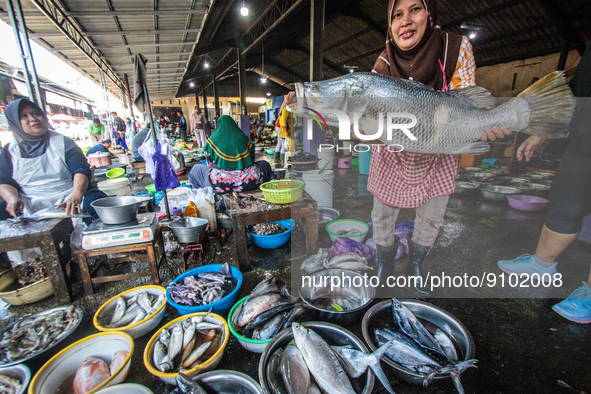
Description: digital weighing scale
81,212,157,250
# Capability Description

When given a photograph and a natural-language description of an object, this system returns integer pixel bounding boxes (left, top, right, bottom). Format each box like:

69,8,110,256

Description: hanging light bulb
190,82,194,87
240,1,249,16
469,32,477,39
204,61,209,68
260,77,267,83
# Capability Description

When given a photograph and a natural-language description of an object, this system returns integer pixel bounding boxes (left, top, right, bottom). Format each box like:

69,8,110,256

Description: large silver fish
292,71,575,154
280,342,311,394
291,323,355,394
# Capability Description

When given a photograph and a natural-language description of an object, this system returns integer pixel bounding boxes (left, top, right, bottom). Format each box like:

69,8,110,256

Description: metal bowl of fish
0,364,31,394
454,181,479,196
479,184,521,202
326,219,370,243
361,299,476,387
29,331,134,394
93,285,167,339
299,269,375,326
524,182,551,198
169,217,209,244
143,312,230,385
0,305,83,367
318,207,341,225
191,370,263,393
259,321,375,394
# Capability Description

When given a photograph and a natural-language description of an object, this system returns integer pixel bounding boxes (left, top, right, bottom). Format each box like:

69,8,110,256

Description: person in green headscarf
188,115,272,193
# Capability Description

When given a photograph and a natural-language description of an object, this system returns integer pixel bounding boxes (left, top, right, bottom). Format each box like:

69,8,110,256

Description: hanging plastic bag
152,141,180,191
139,132,181,177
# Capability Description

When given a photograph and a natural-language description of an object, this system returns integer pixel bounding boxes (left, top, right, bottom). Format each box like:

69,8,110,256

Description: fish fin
452,86,498,108
452,141,490,155
514,71,575,139
423,359,478,390
369,338,397,393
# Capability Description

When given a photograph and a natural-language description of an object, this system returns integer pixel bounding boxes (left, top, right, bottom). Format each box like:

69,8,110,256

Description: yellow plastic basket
260,180,305,204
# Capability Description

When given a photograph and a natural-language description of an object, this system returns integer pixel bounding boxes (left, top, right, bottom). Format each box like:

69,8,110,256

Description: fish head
293,74,368,125
291,322,308,342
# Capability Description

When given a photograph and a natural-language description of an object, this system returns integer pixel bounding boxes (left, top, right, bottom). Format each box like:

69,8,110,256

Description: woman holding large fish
293,0,574,296
362,0,509,295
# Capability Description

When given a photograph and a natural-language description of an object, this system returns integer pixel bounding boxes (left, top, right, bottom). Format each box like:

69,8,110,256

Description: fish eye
310,86,319,93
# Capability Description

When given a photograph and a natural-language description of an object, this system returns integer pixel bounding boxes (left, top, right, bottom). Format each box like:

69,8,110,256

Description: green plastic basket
259,180,304,204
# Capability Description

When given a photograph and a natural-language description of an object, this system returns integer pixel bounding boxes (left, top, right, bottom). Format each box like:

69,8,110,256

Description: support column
6,0,44,109
309,0,325,82
124,74,137,133
212,69,221,118
237,42,247,115
202,81,209,121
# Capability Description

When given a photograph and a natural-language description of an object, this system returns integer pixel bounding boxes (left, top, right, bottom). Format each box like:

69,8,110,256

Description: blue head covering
5,98,51,158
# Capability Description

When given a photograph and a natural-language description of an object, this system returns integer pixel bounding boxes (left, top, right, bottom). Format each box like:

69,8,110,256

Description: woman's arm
0,184,23,218
56,173,88,215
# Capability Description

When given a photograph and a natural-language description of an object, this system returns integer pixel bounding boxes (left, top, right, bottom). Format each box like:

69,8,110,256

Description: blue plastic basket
247,220,294,249
166,264,243,316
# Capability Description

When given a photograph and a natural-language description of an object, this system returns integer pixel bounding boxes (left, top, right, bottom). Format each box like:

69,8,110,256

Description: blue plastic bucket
166,264,243,315
359,146,371,175
247,220,294,249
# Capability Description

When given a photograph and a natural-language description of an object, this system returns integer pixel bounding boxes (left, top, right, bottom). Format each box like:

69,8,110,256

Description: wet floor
1,156,590,393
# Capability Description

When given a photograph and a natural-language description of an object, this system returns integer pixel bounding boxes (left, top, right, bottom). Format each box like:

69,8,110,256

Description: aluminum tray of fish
169,263,236,306
97,291,165,328
0,305,83,367
152,313,225,373
231,275,307,341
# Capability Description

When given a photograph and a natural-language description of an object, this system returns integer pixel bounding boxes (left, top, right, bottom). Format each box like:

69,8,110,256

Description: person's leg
188,164,214,189
406,195,449,296
371,197,401,281
498,140,590,280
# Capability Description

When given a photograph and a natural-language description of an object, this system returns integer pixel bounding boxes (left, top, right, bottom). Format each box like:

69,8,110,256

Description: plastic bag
364,219,414,260
328,237,373,261
187,187,216,232
153,141,180,191
138,131,180,176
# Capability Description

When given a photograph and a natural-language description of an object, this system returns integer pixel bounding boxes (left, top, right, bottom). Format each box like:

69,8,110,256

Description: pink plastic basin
506,194,549,212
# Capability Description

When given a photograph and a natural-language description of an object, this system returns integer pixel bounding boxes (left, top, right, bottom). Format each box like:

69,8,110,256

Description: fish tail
513,71,576,139
423,359,477,391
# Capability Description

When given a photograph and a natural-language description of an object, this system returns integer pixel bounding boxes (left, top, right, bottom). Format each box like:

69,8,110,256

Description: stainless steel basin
90,196,152,224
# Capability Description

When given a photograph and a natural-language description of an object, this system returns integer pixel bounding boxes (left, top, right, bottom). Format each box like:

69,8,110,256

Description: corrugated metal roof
2,0,591,101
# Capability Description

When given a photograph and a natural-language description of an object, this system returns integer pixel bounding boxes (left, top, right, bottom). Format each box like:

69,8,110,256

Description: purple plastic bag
153,141,180,191
328,237,373,261
364,219,415,260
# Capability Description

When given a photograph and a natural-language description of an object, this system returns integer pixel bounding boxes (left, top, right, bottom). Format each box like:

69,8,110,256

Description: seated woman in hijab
0,98,107,220
188,115,272,194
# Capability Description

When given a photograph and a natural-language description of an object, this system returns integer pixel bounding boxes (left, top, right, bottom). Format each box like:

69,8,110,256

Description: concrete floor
1,154,590,393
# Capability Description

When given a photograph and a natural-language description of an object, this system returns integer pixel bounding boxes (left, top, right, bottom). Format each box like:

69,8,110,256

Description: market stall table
74,219,165,295
230,189,318,270
0,218,73,304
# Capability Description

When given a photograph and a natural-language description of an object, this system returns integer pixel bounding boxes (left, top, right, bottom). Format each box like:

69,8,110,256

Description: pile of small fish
337,229,362,237
72,352,128,394
301,250,373,274
168,263,235,307
0,305,79,364
231,275,306,341
99,291,165,329
152,313,224,373
266,323,395,394
250,223,288,236
14,259,48,287
0,374,22,393
373,299,478,394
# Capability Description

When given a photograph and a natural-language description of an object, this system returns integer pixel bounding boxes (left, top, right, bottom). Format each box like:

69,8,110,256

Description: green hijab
205,115,254,171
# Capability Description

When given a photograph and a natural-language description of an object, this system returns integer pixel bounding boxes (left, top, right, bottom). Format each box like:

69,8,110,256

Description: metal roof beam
46,41,194,50
26,0,124,92
29,28,200,37
442,0,525,30
66,9,205,16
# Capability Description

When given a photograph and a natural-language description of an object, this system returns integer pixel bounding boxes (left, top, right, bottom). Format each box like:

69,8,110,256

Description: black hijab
5,98,51,158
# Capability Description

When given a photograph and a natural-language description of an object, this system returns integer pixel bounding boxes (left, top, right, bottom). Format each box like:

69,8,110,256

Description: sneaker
552,282,591,324
497,254,558,283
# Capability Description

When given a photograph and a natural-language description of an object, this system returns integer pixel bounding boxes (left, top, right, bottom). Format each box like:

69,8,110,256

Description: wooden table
74,227,165,295
0,218,73,304
231,190,318,270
